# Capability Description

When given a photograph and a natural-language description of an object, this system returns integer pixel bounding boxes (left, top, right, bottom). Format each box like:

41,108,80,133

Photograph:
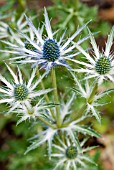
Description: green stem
74,0,79,9
51,68,61,127
18,0,26,9
61,13,73,29
87,82,98,104
36,69,55,119
37,116,56,129
62,104,87,127
63,82,98,127
73,0,79,40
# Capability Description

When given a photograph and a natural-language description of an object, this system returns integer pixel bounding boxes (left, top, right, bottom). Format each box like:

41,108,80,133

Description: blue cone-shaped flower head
43,39,60,62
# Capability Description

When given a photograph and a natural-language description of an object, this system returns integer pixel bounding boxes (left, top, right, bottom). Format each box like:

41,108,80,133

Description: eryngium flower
72,27,114,85
3,8,90,72
51,137,96,170
0,64,52,113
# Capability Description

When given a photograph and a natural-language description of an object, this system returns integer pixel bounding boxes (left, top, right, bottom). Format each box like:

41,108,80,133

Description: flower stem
87,82,98,104
74,0,79,27
18,0,26,9
62,82,98,127
36,69,55,118
73,0,79,42
62,104,87,127
37,116,56,129
51,68,61,127
75,0,79,10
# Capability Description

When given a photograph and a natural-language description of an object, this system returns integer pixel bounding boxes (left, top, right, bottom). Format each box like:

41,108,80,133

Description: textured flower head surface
51,137,96,170
0,64,52,113
0,13,31,41
2,8,90,72
72,27,114,85
25,94,100,156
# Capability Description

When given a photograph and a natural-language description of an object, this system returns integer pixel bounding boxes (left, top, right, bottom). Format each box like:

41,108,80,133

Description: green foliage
82,151,103,170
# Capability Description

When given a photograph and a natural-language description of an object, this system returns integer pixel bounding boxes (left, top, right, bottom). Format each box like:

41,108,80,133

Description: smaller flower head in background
0,13,32,41
51,136,96,170
0,64,52,113
73,27,114,85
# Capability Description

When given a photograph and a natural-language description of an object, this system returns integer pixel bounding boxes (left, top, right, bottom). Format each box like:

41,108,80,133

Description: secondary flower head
72,27,114,85
0,64,52,113
51,137,96,170
3,8,90,72
0,13,31,41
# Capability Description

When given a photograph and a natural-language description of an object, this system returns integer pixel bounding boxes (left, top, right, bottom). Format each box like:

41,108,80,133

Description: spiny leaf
74,125,101,138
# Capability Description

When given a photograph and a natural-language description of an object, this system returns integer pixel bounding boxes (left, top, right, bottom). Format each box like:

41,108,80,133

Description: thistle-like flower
0,64,52,113
51,137,96,170
25,94,100,156
2,8,90,72
72,27,114,85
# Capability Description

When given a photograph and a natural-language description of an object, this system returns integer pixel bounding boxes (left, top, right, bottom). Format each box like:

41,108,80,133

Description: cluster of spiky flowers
0,8,114,170
24,94,100,156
